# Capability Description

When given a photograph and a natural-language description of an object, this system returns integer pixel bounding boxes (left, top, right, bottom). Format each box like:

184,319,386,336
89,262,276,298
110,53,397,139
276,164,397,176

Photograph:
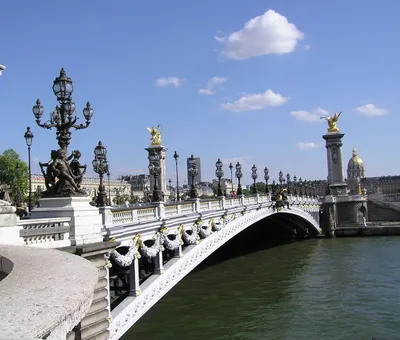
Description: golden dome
349,147,363,165
347,147,365,179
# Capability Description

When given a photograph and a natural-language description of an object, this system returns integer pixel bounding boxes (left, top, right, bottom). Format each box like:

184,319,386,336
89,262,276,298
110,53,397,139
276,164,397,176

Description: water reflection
122,221,400,340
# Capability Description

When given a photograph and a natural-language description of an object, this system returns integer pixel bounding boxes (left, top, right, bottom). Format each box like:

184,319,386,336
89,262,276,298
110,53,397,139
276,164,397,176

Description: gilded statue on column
146,124,163,145
320,112,342,133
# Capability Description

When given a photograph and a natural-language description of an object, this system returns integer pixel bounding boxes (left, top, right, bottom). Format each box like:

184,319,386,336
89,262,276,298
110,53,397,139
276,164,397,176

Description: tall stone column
323,132,348,196
145,145,167,200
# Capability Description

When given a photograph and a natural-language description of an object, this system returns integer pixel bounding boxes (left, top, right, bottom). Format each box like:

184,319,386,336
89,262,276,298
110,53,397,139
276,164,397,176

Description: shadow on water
121,217,321,340
193,216,305,273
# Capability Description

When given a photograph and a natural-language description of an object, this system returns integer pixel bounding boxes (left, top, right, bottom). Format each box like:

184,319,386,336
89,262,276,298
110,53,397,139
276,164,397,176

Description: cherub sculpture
320,112,342,133
69,150,87,188
40,149,86,197
146,125,163,145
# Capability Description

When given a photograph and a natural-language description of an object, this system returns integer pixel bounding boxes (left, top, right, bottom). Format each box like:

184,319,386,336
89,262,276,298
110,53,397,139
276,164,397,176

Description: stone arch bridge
103,194,321,339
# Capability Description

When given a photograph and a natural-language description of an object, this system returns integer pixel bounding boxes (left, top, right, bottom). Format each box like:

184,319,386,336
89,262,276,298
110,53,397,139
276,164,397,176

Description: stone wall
0,245,98,340
63,241,119,340
367,200,400,222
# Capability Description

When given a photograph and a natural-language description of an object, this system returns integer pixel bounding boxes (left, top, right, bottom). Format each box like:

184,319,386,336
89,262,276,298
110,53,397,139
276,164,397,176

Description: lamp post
272,180,276,195
148,149,162,202
286,173,291,195
32,68,94,154
299,177,303,196
92,141,108,207
107,170,111,206
278,170,284,189
215,158,224,197
229,163,234,194
293,175,298,195
188,154,198,199
235,162,243,196
264,167,269,194
24,127,34,212
173,151,180,201
15,163,20,207
251,164,258,194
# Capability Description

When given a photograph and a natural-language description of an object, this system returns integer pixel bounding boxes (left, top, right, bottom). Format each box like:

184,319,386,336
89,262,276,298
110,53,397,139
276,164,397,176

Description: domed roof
347,147,365,179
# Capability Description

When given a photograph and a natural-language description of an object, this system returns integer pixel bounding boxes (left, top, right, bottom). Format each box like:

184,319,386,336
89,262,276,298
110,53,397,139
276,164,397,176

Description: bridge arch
109,206,322,339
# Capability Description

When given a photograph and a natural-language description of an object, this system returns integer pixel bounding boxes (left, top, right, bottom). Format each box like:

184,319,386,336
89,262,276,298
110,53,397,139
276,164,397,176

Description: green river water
122,235,400,340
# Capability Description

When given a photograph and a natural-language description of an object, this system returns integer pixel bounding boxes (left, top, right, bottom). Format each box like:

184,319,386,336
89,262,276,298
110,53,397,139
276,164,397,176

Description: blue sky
0,0,399,185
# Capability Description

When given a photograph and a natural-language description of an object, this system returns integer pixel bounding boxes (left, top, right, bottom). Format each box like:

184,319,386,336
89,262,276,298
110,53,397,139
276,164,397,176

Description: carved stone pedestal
30,196,103,246
0,203,22,245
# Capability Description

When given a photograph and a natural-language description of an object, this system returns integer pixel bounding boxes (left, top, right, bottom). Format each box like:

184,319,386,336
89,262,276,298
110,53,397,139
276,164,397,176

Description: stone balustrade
101,195,320,246
103,194,319,229
0,245,98,340
18,217,71,248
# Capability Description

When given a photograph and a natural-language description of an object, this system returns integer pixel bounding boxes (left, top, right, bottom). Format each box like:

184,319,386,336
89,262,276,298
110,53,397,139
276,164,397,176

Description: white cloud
215,9,304,60
221,89,288,112
354,103,389,117
199,77,228,95
304,44,311,51
290,107,328,122
221,156,251,167
296,142,322,150
155,76,184,88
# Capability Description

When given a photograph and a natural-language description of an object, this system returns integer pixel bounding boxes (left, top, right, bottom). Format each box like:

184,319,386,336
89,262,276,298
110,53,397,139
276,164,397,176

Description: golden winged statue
146,124,163,145
320,111,342,133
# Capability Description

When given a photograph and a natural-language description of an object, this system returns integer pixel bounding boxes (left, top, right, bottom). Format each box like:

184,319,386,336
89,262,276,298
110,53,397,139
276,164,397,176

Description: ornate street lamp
173,151,180,201
303,180,309,196
92,141,108,207
215,158,224,197
235,162,243,196
24,127,34,212
264,167,269,194
272,180,276,195
107,169,111,206
251,164,258,194
32,68,94,154
148,149,162,202
229,163,234,194
293,175,298,195
286,173,291,195
299,177,303,196
188,154,198,199
278,170,284,188
15,163,20,207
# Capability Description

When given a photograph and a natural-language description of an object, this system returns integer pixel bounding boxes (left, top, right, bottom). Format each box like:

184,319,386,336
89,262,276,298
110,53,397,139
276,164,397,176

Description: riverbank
335,222,400,237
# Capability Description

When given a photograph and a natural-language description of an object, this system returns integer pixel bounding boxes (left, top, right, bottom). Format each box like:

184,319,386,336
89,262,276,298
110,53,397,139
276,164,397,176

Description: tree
0,149,29,204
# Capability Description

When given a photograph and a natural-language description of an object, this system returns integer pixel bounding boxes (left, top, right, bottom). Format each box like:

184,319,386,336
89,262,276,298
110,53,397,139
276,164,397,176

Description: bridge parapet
102,195,321,246
0,245,98,340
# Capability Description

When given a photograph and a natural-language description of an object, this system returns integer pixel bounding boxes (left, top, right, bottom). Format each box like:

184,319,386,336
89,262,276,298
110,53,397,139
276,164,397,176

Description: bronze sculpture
39,149,87,197
320,112,342,133
146,125,163,145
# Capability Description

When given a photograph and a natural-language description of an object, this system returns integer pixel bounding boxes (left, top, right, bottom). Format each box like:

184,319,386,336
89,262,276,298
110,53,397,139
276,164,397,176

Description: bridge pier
322,129,369,236
62,241,119,340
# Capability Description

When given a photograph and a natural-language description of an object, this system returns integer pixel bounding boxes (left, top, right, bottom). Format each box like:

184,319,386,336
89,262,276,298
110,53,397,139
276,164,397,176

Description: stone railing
101,195,320,243
0,245,98,340
103,195,318,228
18,217,71,248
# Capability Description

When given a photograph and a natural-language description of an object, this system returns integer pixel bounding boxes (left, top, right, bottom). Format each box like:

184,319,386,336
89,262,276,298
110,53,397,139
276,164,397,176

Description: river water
122,229,400,340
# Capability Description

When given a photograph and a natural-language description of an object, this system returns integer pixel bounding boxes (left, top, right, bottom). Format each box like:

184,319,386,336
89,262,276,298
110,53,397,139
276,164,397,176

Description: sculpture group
39,149,87,197
320,112,342,133
147,125,163,146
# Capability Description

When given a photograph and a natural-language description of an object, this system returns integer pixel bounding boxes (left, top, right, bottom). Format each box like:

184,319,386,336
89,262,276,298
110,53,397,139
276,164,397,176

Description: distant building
347,147,365,195
187,156,201,185
31,174,131,202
